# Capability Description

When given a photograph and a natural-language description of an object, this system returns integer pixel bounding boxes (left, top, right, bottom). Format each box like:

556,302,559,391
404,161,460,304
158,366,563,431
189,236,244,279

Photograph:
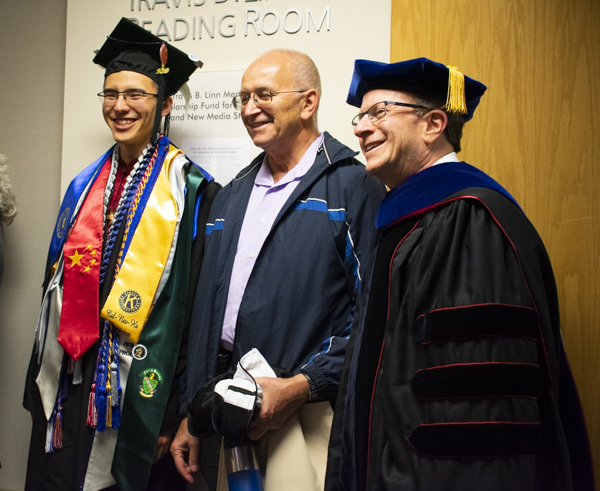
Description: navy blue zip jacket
182,132,386,412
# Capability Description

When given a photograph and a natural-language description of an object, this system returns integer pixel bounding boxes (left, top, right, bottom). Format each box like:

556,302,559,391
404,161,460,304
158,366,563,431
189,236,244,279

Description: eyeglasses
232,89,307,110
98,89,158,105
351,101,428,127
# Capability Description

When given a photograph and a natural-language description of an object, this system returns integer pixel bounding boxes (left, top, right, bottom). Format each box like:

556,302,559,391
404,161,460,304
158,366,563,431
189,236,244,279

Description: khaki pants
217,402,333,491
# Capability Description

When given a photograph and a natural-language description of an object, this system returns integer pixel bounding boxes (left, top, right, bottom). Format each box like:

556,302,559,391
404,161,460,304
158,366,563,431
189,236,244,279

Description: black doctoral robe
325,162,594,491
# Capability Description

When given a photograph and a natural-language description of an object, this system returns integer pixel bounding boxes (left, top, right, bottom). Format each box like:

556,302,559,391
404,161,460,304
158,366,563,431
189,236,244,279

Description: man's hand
154,434,173,463
170,417,200,483
248,374,309,441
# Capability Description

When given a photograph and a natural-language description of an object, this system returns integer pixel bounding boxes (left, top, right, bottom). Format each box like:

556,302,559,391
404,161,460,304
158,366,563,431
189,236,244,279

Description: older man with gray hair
171,49,385,490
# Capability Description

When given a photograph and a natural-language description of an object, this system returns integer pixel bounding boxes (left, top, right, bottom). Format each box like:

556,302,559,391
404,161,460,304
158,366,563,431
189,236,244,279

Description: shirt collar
431,152,460,166
255,133,325,188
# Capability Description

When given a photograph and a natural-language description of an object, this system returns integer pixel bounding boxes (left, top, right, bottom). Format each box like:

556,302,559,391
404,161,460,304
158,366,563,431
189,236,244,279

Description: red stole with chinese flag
57,158,111,361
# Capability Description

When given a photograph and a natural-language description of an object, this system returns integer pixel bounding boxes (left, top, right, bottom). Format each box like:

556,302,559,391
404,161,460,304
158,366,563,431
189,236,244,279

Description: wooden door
390,0,600,485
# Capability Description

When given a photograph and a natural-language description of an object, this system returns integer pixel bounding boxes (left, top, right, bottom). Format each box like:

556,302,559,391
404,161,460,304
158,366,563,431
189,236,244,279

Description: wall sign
62,0,390,189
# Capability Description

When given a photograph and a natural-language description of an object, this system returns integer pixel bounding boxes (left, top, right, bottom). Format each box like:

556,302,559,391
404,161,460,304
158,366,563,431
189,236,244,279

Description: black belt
217,348,233,375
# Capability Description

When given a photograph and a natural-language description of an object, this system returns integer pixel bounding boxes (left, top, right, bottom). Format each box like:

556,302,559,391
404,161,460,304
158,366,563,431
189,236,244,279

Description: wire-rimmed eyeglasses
232,89,308,110
352,101,428,127
98,89,158,105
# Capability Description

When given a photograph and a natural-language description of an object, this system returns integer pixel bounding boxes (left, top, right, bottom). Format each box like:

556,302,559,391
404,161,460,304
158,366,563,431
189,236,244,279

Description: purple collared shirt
220,133,325,350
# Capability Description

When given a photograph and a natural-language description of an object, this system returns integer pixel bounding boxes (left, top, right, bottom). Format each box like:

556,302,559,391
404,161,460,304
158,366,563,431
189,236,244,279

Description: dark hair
413,95,465,153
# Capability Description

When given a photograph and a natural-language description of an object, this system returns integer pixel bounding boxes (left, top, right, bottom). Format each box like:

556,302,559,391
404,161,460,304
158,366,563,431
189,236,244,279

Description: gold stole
101,146,182,343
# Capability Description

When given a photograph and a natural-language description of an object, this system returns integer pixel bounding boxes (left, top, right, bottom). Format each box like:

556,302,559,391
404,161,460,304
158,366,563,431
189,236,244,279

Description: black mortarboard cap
347,57,487,121
93,17,203,97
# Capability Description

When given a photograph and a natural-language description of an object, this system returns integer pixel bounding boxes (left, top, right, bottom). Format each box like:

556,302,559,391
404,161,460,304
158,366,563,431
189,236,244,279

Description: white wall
0,2,67,490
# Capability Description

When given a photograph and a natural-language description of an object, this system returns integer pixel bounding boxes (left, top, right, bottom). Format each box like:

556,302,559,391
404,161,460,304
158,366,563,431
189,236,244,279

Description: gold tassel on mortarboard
444,65,467,116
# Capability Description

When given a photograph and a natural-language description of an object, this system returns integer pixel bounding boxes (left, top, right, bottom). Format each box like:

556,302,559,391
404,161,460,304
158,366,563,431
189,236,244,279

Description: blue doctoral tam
347,57,487,121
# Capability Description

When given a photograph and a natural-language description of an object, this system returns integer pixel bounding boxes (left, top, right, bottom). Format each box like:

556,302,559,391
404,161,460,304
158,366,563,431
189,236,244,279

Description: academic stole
57,158,112,360
100,145,180,343
111,166,205,491
35,152,111,452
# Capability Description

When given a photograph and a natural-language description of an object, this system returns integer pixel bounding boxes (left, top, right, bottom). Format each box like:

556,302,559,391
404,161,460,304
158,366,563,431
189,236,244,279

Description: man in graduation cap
23,18,220,491
324,58,594,491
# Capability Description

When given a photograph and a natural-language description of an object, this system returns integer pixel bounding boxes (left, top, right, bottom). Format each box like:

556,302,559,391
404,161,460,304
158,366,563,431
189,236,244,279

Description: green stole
111,167,205,491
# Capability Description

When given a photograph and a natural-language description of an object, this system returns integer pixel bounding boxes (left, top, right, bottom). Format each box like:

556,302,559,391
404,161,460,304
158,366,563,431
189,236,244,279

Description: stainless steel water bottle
224,444,264,491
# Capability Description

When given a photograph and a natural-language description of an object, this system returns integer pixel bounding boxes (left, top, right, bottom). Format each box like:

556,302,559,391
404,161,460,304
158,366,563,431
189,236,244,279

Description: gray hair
0,154,17,225
263,49,322,97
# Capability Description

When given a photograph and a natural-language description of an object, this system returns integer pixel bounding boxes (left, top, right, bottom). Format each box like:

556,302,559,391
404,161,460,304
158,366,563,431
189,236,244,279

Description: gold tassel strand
444,65,467,116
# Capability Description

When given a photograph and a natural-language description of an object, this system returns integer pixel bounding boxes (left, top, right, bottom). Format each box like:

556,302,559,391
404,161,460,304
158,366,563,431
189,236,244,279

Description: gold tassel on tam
444,65,468,116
